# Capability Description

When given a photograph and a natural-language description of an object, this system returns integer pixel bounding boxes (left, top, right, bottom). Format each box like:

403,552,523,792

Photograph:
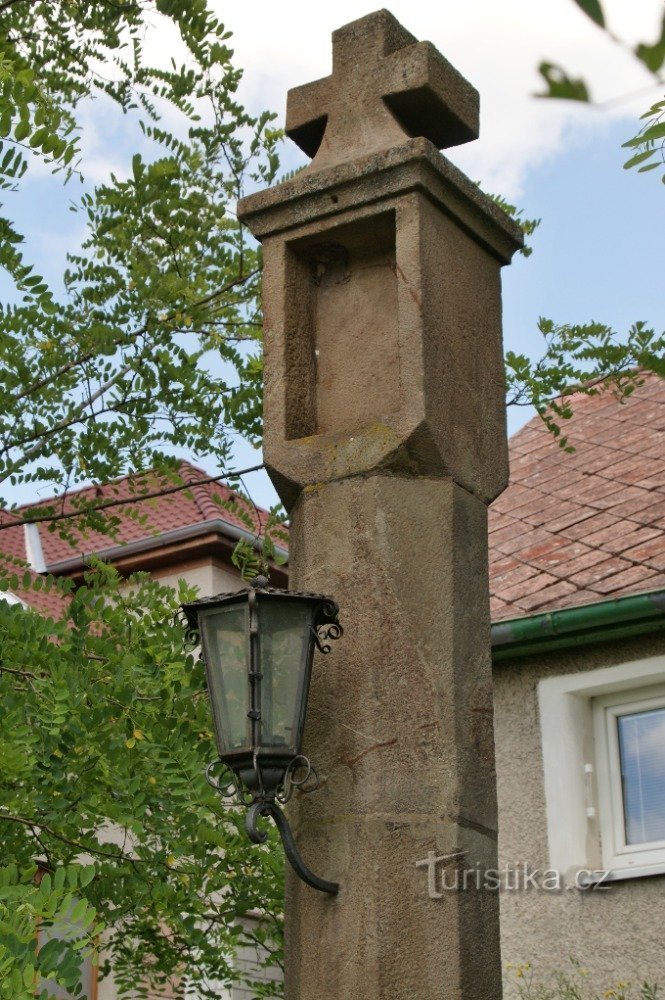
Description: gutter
491,589,665,663
45,518,289,575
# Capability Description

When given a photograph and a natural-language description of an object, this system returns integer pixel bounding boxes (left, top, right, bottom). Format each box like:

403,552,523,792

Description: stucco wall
152,559,239,596
494,632,665,994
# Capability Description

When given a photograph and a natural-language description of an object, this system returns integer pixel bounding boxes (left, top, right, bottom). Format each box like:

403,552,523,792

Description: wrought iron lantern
181,576,342,894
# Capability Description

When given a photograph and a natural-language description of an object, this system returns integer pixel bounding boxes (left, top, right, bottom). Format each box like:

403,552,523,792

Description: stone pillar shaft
286,475,500,1000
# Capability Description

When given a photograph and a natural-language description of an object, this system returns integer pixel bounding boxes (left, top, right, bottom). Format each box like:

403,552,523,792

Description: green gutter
491,588,665,662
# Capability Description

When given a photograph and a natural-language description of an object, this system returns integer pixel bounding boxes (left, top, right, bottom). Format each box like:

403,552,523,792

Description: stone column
238,11,523,999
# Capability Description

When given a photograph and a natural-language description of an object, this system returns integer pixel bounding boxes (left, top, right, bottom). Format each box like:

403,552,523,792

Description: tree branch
0,812,142,862
0,0,38,13
0,664,38,679
1,360,135,482
0,462,266,530
12,267,260,406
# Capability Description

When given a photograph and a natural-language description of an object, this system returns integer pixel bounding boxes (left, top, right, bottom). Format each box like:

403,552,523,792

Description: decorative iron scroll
205,753,337,894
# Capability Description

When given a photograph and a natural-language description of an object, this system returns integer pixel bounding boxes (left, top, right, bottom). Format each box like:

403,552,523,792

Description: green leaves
505,319,665,448
536,63,590,102
537,2,664,107
0,863,101,1000
486,192,541,257
636,13,665,73
0,569,284,997
0,0,279,530
622,100,665,183
0,2,284,996
572,0,605,28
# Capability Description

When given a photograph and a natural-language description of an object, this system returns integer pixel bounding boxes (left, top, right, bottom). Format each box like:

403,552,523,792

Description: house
3,375,665,995
0,461,287,603
489,371,665,989
0,463,287,1000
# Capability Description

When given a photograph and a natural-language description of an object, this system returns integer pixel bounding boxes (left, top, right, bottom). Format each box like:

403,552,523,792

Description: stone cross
287,9,479,170
238,10,523,1000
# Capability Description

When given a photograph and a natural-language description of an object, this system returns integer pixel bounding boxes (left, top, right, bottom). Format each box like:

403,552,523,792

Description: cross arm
286,76,332,158
381,41,479,149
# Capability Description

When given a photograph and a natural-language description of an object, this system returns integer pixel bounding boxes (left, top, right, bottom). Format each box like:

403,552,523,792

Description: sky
6,0,665,511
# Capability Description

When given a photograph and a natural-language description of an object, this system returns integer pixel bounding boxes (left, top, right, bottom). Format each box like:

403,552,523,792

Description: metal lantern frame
182,577,342,894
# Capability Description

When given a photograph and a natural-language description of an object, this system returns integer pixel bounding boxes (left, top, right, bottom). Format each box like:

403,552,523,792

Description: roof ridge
179,463,266,531
178,460,216,522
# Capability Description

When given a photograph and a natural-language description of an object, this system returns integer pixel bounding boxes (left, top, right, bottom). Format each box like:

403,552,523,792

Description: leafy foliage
536,2,664,107
0,567,284,998
536,64,590,103
0,0,279,520
508,958,658,1000
512,0,664,446
572,0,606,29
486,192,541,258
0,2,285,996
0,862,100,1000
622,98,665,183
506,320,665,450
1,2,663,995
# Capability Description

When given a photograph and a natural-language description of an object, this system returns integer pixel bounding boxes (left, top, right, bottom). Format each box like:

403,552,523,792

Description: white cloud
26,1,660,198
218,0,664,197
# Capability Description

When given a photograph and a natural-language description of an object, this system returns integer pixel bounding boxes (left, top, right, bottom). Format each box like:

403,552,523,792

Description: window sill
577,862,665,887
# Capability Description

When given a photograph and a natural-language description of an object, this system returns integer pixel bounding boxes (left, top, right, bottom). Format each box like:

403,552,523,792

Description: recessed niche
284,212,399,440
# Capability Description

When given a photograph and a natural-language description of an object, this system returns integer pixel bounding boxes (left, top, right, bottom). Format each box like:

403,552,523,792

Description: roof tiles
0,461,272,570
0,462,278,616
489,372,665,620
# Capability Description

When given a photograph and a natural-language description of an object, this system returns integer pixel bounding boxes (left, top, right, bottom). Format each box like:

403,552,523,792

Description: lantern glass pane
259,599,313,749
200,604,249,751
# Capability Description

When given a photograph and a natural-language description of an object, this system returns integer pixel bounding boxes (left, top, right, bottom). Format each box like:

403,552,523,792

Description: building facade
490,374,665,990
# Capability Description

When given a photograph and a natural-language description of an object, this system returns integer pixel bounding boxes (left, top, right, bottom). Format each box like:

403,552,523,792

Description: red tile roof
0,462,279,615
489,373,665,621
0,461,272,570
0,560,72,620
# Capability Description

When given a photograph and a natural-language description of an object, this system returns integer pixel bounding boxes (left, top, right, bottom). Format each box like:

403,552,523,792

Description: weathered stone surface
285,476,501,1000
237,11,521,999
238,137,521,260
239,139,522,510
286,9,479,171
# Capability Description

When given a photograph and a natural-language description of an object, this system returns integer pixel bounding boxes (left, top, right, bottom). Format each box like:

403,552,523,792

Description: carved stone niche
238,138,523,511
284,211,399,442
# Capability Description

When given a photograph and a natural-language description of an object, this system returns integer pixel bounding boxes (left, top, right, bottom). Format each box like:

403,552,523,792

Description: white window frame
538,654,665,883
594,685,665,871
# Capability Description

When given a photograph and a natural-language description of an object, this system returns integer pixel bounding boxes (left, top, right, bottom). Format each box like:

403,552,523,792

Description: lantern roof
181,581,339,634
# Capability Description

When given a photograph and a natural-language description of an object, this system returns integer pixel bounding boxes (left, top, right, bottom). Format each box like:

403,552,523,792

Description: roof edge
45,518,289,575
491,588,665,663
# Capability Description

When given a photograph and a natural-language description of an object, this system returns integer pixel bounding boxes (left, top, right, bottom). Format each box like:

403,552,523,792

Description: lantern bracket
246,799,339,895
312,615,343,655
205,754,337,894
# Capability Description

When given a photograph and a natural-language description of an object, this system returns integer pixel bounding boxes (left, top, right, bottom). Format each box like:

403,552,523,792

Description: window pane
202,605,249,751
38,907,96,998
259,599,312,748
617,706,665,845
